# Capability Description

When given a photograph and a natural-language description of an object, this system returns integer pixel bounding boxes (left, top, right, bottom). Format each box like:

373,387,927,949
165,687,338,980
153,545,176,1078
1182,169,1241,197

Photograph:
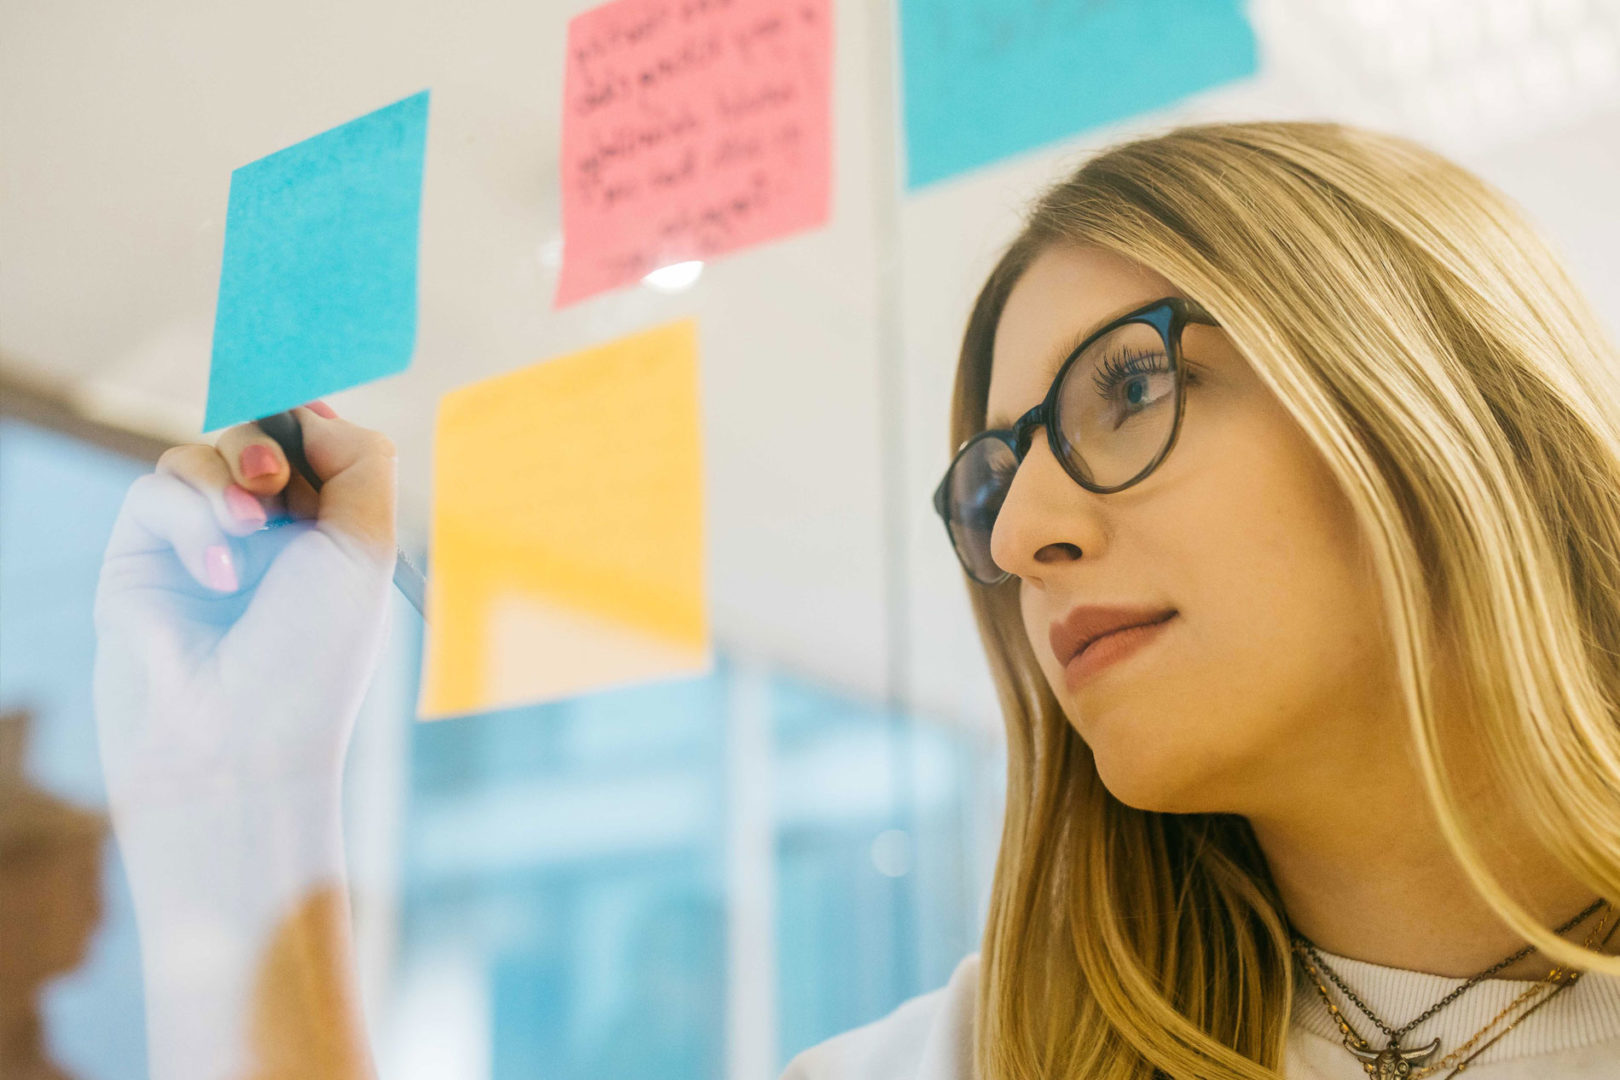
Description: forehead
987,244,1184,428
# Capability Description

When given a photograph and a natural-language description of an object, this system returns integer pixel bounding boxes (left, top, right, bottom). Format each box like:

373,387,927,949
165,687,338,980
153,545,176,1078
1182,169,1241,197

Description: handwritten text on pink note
555,0,833,307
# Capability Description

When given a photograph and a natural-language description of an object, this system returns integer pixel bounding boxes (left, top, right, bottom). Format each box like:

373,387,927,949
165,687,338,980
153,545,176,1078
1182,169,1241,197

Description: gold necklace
1408,905,1612,1078
1290,901,1615,1079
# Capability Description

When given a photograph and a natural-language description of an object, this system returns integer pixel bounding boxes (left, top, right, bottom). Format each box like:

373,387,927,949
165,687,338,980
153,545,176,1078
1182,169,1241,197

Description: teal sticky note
899,1,1257,190
205,90,430,431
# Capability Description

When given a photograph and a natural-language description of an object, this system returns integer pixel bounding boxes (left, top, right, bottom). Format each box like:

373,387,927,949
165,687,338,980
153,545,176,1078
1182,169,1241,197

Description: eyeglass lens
943,318,1181,583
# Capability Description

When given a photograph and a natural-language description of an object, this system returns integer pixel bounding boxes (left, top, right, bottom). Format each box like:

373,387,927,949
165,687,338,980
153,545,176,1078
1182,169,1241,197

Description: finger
280,460,322,523
101,471,241,595
288,405,398,561
155,444,275,538
216,421,290,498
215,403,335,520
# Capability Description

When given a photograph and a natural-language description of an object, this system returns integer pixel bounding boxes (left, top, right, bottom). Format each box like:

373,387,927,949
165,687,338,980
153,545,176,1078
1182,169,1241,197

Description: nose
987,431,1095,582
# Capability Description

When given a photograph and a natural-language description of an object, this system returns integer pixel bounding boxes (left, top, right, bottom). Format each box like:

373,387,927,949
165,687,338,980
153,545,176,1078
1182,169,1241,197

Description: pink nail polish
303,399,338,419
203,545,239,592
223,484,267,527
240,444,278,480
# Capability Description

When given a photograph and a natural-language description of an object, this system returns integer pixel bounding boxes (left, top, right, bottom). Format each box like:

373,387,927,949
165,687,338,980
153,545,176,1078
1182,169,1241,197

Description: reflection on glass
3,413,1004,1079
1,707,107,1080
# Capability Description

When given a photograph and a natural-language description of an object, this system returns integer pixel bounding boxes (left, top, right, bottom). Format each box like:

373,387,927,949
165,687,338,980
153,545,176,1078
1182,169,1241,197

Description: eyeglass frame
931,295,1221,586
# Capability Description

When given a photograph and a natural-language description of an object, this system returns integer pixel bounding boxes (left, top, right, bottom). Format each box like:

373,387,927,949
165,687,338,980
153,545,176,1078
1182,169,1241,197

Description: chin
1087,736,1231,815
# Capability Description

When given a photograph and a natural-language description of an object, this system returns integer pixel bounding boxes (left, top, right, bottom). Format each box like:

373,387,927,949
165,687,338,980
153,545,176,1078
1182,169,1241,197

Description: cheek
1071,423,1393,809
1183,453,1386,763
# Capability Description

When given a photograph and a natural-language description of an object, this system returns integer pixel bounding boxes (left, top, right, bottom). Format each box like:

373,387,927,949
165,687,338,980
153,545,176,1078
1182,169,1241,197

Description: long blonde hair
950,120,1620,1080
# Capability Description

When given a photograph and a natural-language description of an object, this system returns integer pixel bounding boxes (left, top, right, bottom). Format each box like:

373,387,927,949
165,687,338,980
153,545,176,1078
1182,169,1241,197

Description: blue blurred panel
775,825,909,1053
400,648,1000,1080
0,421,146,803
410,672,721,797
563,882,725,1078
770,671,995,1069
492,952,572,1076
0,419,150,1079
770,674,913,1050
403,658,729,1080
898,0,1258,188
205,90,429,431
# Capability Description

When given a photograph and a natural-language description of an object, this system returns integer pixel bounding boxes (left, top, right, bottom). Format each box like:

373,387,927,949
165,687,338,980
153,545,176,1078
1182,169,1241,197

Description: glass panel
0,418,152,1079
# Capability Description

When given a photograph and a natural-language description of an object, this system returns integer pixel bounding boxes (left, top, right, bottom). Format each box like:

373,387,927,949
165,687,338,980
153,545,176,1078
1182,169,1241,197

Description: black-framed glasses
932,295,1220,586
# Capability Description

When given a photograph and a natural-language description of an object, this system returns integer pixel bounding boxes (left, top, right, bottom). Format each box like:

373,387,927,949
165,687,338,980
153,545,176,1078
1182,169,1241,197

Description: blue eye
1089,347,1193,427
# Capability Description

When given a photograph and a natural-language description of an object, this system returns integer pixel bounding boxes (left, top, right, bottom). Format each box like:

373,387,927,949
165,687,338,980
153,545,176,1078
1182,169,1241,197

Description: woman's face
985,243,1398,817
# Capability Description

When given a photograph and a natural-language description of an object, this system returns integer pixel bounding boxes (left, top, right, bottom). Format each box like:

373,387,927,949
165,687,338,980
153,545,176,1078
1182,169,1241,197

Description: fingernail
223,484,267,528
203,544,239,592
240,444,278,479
303,400,338,419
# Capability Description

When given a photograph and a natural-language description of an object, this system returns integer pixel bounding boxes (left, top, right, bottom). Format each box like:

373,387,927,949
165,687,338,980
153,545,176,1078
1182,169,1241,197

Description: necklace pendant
1347,1037,1442,1078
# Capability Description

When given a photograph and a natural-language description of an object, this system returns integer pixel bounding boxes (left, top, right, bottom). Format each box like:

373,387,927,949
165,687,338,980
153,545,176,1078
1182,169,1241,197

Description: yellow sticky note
418,318,711,719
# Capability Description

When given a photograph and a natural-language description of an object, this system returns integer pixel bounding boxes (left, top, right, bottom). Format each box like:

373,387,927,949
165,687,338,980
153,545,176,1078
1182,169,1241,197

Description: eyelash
982,350,1201,434
1090,347,1199,399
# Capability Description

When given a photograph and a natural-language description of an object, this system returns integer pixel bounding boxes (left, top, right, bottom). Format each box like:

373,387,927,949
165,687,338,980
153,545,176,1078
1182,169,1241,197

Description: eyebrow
984,301,1148,431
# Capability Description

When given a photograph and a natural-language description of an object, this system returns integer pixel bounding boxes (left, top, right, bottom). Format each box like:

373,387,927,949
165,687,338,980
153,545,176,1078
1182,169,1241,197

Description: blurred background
2,1,1618,1077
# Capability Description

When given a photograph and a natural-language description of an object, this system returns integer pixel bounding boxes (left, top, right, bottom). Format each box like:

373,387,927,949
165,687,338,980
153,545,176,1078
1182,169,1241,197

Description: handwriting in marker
555,0,832,307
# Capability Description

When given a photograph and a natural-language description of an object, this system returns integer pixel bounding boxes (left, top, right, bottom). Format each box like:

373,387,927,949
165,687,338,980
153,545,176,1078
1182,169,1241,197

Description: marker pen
254,410,428,620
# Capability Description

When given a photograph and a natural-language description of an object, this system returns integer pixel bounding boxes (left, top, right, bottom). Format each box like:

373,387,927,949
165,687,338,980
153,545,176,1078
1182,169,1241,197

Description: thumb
291,405,398,562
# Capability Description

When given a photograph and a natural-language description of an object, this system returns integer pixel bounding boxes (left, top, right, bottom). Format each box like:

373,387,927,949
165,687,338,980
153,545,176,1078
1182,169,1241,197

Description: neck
1246,738,1605,982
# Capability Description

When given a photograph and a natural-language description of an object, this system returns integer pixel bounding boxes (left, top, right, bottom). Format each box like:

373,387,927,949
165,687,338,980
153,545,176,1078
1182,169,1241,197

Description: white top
778,948,1620,1079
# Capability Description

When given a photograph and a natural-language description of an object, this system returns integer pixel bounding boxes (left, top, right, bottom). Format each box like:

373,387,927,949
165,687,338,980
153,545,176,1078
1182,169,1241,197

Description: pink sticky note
555,0,833,307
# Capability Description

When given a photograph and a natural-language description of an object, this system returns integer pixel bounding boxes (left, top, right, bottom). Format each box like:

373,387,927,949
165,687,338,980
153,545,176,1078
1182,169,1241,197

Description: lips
1049,604,1177,668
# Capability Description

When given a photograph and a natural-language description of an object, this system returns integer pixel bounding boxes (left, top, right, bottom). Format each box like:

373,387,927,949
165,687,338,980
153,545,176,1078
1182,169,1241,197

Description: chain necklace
1287,896,1610,1079
1294,905,1617,1078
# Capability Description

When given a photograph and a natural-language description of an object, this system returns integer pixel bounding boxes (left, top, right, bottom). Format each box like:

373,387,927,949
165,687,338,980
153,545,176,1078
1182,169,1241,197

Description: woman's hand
91,402,394,1080
93,403,398,814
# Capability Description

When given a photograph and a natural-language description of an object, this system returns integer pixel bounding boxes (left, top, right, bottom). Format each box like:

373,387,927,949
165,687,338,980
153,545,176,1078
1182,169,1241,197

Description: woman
93,120,1620,1079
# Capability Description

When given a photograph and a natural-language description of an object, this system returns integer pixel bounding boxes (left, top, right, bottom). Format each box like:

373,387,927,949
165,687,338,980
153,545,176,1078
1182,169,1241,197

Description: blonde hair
950,120,1620,1080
